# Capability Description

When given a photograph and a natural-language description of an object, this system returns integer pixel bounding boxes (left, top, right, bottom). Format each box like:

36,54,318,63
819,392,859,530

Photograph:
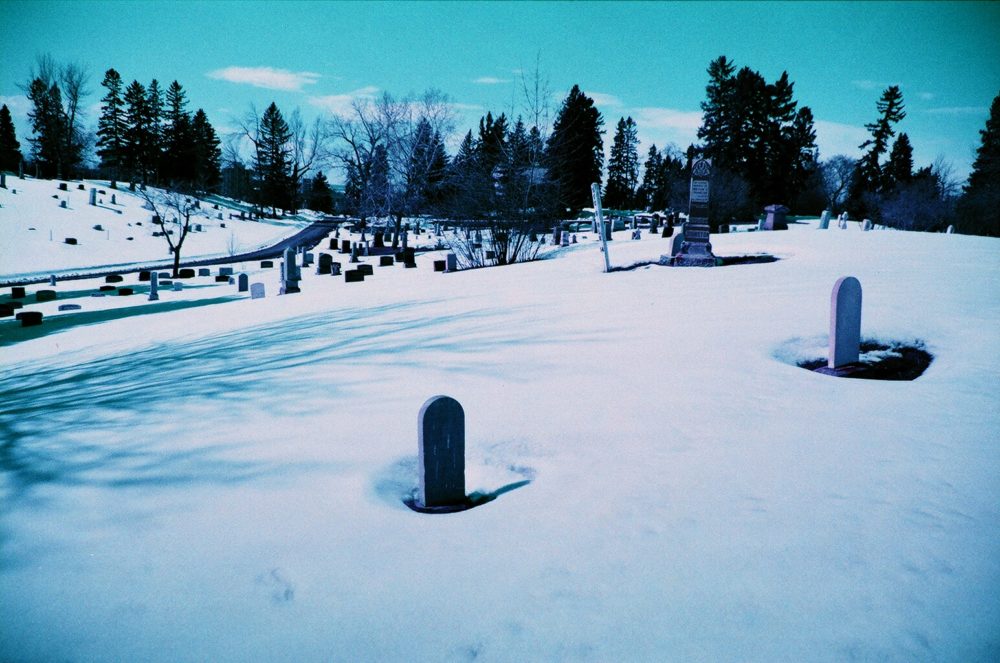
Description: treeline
3,54,997,237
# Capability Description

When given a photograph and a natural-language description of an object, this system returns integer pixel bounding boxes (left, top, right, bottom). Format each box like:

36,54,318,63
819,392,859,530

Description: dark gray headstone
49,274,57,286
762,204,789,231
237,273,249,292
317,253,333,274
172,282,183,291
331,262,342,276
198,268,210,277
138,270,151,281
148,272,159,301
344,269,364,283
89,188,97,206
672,158,716,267
380,256,394,267
11,286,26,298
0,172,5,188
219,267,234,276
261,260,273,268
250,282,265,299
417,395,466,508
829,276,862,369
17,311,43,327
862,219,872,231
36,290,57,302
446,253,457,272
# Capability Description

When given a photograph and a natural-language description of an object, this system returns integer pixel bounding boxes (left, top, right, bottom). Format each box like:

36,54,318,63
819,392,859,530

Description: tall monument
672,157,717,267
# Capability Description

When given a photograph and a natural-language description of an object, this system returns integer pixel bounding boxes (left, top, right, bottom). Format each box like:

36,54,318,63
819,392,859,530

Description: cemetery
1,2,997,658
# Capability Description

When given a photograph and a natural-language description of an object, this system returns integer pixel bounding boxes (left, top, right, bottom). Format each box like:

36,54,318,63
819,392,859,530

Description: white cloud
206,66,321,92
918,91,935,101
813,119,868,159
925,106,987,116
473,76,510,85
588,92,623,108
851,79,880,91
633,107,702,132
307,86,379,116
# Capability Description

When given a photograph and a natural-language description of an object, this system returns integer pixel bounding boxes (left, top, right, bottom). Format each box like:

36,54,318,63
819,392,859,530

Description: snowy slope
0,177,311,281
0,221,998,661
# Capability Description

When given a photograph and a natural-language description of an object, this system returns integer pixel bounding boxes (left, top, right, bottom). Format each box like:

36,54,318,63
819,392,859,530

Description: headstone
434,259,446,272
416,395,466,509
0,172,5,188
118,287,134,296
561,232,570,247
49,274,57,286
553,227,562,246
172,282,183,291
236,273,249,292
341,239,351,253
17,311,43,327
281,247,300,294
99,285,117,292
862,219,872,231
350,244,360,263
250,282,265,299
58,182,68,191
11,286,26,299
303,252,314,266
673,158,716,267
58,304,82,311
374,231,384,248
818,209,831,230
111,194,117,205
401,230,408,251
631,229,641,240
317,253,333,274
148,272,159,301
60,200,67,209
36,290,57,302
572,234,578,244
345,269,365,283
138,270,151,281
669,232,686,258
261,260,273,268
828,276,862,370
214,275,230,282
380,256,394,267
358,264,374,276
158,272,170,278
106,274,124,283
89,188,97,206
331,262,342,276
446,253,458,272
219,267,234,276
946,225,955,234
762,204,789,231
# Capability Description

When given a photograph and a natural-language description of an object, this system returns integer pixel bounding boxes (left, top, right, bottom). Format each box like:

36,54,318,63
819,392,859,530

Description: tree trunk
391,213,403,249
172,248,181,278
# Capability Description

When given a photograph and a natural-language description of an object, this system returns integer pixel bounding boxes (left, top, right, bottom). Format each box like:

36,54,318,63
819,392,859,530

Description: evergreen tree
255,102,292,215
698,56,739,169
96,68,126,184
190,108,221,190
162,80,193,184
637,144,662,210
0,104,22,172
26,77,69,178
123,80,151,183
957,92,1000,236
885,132,914,191
145,79,164,183
307,170,334,213
848,85,906,217
546,84,604,213
604,116,640,209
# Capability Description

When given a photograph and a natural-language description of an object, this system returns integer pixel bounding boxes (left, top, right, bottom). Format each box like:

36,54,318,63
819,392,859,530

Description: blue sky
1,1,997,182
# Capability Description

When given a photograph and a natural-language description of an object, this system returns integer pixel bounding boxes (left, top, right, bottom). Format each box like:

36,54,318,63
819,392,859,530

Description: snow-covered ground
1,218,998,661
0,176,311,281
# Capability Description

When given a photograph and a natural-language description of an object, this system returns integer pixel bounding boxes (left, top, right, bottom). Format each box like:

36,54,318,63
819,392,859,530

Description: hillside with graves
1,174,998,661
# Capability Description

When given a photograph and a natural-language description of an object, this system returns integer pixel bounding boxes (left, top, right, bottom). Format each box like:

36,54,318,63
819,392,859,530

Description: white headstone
829,276,862,369
818,210,831,230
250,282,265,299
862,219,872,231
946,225,955,234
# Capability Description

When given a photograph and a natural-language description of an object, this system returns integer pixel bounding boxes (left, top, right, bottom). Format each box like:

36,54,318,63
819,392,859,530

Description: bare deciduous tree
821,155,856,211
138,186,200,277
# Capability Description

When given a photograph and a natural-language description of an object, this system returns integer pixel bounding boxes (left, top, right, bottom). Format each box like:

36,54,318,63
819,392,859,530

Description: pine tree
190,108,221,190
604,116,640,209
885,133,914,191
26,78,69,178
848,85,906,216
307,170,334,213
546,85,604,213
145,79,164,183
0,104,22,172
255,102,292,216
123,80,150,183
162,80,193,184
96,68,126,184
957,92,1000,236
698,56,739,169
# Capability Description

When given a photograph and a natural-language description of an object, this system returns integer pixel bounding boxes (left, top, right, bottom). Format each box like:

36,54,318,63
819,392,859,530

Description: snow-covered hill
0,218,997,661
0,176,311,281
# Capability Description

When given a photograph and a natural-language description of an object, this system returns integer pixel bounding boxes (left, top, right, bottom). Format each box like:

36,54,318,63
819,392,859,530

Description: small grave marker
58,304,82,311
148,272,159,301
824,276,863,373
17,311,43,327
818,210,831,230
415,395,466,511
250,282,265,299
237,273,249,292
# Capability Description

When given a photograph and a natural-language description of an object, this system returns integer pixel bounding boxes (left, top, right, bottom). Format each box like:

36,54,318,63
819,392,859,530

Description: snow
1,208,999,661
0,177,310,281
